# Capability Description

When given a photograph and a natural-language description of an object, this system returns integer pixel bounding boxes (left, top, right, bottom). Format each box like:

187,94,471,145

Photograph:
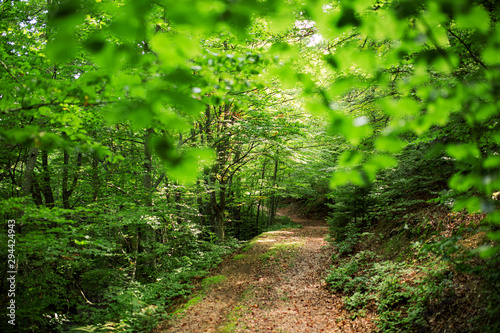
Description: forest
1,0,499,332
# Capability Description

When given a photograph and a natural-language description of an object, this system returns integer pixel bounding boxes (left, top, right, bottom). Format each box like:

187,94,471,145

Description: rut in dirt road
156,217,377,332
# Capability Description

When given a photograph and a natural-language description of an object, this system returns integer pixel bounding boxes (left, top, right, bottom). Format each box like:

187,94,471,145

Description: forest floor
154,209,377,332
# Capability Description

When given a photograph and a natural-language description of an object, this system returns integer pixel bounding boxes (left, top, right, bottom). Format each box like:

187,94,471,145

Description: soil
154,210,377,332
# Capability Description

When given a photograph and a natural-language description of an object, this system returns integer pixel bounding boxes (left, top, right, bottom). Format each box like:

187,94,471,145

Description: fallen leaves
155,216,378,333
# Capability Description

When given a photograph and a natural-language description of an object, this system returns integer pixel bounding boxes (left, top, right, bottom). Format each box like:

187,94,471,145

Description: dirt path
155,214,377,332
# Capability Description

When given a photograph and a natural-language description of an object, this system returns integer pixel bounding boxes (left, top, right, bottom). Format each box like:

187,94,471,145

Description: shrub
326,252,455,331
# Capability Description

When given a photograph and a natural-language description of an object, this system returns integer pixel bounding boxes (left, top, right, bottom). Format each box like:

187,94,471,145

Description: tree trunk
41,150,55,208
174,183,182,223
31,178,44,206
62,150,82,209
268,155,279,225
256,158,267,229
91,157,99,202
210,180,227,241
143,128,154,207
21,146,39,198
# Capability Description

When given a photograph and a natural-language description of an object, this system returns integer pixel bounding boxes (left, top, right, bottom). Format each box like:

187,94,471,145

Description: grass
201,275,227,289
172,275,227,317
219,305,248,333
232,254,248,260
172,295,203,317
259,240,303,268
240,237,259,252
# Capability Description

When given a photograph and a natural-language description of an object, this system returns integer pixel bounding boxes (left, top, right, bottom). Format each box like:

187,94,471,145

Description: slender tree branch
447,28,488,70
153,172,166,190
0,59,25,86
327,33,360,52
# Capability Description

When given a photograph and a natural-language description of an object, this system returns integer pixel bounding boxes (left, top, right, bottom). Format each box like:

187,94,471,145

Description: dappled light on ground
264,230,295,235
255,238,277,243
155,215,377,332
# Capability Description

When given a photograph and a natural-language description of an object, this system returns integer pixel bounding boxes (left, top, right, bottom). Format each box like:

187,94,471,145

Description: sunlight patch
265,230,295,235
256,238,277,243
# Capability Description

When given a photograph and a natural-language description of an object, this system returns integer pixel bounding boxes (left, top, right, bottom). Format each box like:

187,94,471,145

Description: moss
240,238,259,252
219,305,249,332
232,254,247,260
172,275,227,317
201,275,227,289
220,287,255,332
260,241,303,263
172,295,203,316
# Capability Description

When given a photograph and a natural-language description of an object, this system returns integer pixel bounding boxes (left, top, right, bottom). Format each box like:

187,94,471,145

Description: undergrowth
325,147,499,332
326,251,454,332
326,215,500,332
68,238,241,333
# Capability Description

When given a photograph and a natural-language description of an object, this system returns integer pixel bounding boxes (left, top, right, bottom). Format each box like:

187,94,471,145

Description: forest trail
155,211,377,332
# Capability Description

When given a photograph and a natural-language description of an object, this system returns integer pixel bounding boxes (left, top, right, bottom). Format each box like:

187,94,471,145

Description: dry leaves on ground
154,216,377,333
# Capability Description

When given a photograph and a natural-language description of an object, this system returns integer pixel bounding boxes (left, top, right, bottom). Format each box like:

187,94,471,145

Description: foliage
326,251,455,332
1,0,500,330
422,233,500,332
327,184,373,255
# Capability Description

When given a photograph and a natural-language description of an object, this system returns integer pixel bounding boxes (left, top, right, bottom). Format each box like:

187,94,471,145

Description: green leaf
456,5,491,33
488,230,500,241
166,148,214,185
453,197,481,213
476,244,499,259
150,33,200,67
363,154,398,181
269,43,299,61
46,0,83,62
164,0,225,33
334,47,378,72
335,7,360,30
326,77,369,98
108,101,153,129
330,169,366,188
46,31,78,63
375,136,406,153
449,173,481,192
152,136,180,165
446,144,480,160
360,11,406,40
328,112,372,145
472,103,497,122
153,105,190,130
269,63,299,89
483,156,500,168
338,150,364,167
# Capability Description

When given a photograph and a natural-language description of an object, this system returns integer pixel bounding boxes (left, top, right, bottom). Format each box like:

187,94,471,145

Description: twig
0,59,25,87
447,28,488,70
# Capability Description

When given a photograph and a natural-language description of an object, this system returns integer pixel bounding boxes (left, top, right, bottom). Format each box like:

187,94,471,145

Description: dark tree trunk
256,158,267,228
31,178,44,206
41,150,54,208
62,150,82,209
143,128,154,207
268,155,279,225
91,157,99,202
